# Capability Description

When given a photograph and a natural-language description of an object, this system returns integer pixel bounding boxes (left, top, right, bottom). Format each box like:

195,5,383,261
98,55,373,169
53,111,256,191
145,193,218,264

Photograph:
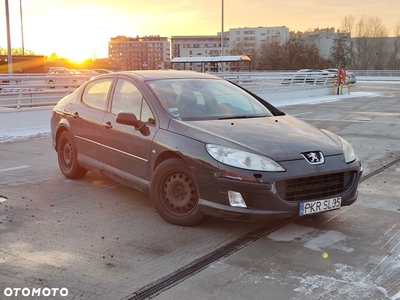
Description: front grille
276,172,355,202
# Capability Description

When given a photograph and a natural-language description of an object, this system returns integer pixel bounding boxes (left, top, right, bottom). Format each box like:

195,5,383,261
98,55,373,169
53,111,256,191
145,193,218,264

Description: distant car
46,68,86,88
0,80,9,91
47,67,70,73
50,70,362,226
93,69,113,74
323,69,357,84
76,69,99,75
282,69,330,85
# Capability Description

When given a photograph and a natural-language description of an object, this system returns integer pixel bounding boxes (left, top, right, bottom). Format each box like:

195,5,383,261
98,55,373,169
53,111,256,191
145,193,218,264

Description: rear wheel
150,158,204,226
48,79,55,89
57,131,87,179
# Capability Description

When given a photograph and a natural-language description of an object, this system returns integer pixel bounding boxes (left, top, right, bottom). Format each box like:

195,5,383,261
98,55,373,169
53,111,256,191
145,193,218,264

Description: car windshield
148,78,273,120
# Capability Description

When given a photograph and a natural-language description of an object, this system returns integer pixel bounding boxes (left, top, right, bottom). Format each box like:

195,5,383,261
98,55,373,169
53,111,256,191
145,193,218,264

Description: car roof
110,70,221,81
297,69,322,72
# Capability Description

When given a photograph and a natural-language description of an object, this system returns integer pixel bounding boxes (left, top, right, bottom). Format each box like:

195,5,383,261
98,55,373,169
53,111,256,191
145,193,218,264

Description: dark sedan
50,70,362,226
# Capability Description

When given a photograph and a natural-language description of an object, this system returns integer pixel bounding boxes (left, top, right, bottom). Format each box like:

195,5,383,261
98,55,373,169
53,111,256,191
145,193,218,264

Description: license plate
299,197,341,215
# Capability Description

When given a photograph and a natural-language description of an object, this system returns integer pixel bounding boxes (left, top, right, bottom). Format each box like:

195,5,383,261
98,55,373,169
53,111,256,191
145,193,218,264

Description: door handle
103,121,113,129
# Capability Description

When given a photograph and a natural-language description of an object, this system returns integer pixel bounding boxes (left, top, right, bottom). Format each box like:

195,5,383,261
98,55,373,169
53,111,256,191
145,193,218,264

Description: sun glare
66,53,88,64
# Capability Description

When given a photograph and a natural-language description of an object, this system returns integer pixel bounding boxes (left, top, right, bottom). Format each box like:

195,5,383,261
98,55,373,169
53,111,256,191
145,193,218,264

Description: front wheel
57,130,87,179
150,158,205,226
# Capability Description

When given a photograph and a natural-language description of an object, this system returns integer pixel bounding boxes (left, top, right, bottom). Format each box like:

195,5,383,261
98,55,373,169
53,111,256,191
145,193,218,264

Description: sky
1,0,399,62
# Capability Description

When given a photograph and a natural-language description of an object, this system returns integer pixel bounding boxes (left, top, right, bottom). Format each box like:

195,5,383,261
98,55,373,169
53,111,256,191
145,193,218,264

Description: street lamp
221,0,224,56
221,0,224,72
20,0,25,56
5,0,13,73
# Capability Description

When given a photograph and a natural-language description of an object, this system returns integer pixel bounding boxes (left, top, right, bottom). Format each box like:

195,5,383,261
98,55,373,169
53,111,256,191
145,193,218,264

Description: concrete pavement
0,82,399,300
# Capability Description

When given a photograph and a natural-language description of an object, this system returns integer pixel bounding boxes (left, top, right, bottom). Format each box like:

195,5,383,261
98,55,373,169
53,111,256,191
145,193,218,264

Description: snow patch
268,223,353,253
293,263,390,299
391,290,400,300
0,126,50,144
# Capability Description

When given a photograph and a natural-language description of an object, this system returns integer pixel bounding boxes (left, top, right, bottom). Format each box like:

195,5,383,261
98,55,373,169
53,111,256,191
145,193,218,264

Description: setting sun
2,0,399,61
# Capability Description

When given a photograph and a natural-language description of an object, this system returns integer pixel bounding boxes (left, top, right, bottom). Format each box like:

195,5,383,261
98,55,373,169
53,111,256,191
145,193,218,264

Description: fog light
228,191,247,208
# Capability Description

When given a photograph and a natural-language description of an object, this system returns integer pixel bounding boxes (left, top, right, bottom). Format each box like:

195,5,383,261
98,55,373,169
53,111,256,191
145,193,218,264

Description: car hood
168,115,343,161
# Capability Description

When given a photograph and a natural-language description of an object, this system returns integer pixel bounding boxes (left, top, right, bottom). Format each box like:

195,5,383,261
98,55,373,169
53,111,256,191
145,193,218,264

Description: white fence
1,70,399,109
0,71,336,109
350,70,400,77
0,73,94,109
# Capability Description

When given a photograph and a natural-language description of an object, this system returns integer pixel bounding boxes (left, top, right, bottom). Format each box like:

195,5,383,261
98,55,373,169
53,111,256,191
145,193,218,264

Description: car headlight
206,144,285,172
338,136,357,163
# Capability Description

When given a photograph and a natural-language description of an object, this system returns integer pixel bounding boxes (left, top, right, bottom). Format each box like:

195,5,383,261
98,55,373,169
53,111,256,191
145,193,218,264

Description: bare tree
330,33,352,68
340,15,355,34
393,21,400,69
0,47,37,55
256,40,328,70
256,42,284,70
351,16,390,69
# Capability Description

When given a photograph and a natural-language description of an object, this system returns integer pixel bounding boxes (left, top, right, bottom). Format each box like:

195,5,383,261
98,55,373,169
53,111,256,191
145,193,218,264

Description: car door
101,77,158,185
70,77,114,168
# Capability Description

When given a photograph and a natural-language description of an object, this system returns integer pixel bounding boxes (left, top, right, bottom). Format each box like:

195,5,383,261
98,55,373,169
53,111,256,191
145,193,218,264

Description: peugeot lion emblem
301,151,325,165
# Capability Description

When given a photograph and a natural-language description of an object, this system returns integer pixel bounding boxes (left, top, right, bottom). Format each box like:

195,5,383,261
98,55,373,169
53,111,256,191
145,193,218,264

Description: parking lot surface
0,82,399,300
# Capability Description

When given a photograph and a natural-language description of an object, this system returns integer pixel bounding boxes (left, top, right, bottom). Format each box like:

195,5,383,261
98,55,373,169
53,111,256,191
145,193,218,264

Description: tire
57,131,87,179
150,158,205,226
48,80,55,89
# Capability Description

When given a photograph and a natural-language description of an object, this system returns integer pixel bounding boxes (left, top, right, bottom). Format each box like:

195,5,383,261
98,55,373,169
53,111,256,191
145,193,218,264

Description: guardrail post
346,75,350,95
17,86,22,109
332,75,337,95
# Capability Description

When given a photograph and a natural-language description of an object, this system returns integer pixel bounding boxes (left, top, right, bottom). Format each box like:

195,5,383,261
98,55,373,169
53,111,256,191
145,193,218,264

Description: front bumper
192,158,363,220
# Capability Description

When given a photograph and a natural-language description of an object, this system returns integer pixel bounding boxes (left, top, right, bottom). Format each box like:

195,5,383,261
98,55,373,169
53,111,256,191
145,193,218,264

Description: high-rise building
228,26,289,56
171,27,288,71
171,35,225,59
108,36,171,71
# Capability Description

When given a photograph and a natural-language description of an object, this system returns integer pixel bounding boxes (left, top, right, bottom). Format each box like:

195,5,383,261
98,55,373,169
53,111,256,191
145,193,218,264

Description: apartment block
171,34,228,59
290,28,350,59
228,26,289,55
108,35,171,71
171,27,288,71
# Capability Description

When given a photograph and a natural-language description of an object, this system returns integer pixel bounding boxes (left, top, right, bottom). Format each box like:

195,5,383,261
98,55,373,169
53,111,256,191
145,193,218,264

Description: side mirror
116,112,146,130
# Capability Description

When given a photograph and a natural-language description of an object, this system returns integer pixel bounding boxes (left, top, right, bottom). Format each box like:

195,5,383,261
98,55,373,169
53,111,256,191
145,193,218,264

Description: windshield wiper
218,114,270,120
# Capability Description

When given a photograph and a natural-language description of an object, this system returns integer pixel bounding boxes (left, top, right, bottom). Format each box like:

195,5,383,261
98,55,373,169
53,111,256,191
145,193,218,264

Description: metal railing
214,71,333,93
1,71,334,109
350,70,400,77
1,70,399,109
0,73,94,109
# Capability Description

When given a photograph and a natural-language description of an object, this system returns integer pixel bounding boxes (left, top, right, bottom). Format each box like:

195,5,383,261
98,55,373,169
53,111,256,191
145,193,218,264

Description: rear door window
82,79,113,111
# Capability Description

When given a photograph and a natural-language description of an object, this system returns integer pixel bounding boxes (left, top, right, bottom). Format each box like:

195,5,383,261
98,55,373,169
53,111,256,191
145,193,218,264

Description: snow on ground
0,126,51,145
0,91,379,145
270,91,380,108
268,223,400,300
